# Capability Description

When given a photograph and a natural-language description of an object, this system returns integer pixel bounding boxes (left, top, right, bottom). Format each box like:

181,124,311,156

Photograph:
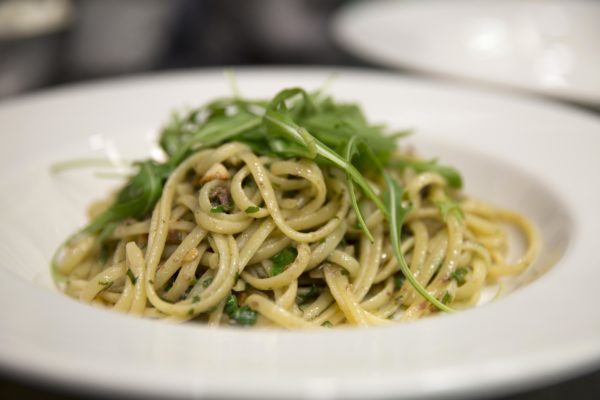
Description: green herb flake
234,306,257,326
270,247,298,276
187,308,195,316
188,277,198,287
164,278,175,292
202,278,213,288
98,280,112,287
441,292,453,305
393,273,405,290
224,294,238,316
192,295,200,303
126,270,137,285
244,206,260,214
296,284,321,305
450,267,469,286
210,205,226,214
322,321,333,328
223,294,257,326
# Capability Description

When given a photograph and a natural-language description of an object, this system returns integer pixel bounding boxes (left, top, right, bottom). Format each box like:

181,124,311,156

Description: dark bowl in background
0,0,72,98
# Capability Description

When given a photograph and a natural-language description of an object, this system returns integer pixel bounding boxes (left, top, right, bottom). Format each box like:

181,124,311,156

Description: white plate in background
332,0,600,107
0,68,599,399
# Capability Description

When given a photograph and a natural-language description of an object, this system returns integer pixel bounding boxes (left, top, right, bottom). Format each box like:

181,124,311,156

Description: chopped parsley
126,270,137,285
450,267,469,286
441,292,453,305
224,294,257,326
210,205,226,214
393,273,405,290
244,206,260,214
296,284,321,305
270,247,298,276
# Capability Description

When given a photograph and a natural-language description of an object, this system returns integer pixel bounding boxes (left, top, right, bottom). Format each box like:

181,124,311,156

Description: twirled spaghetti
52,87,539,328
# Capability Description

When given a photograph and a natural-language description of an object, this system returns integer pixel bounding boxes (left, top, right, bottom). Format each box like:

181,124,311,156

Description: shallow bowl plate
0,68,599,399
332,0,600,107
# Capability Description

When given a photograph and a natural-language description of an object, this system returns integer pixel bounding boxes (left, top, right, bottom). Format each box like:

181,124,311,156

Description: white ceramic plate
0,68,599,399
332,0,600,107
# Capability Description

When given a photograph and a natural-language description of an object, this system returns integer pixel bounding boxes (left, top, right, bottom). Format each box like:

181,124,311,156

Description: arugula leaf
57,85,463,321
67,87,398,239
389,158,463,189
434,198,464,222
83,161,168,235
344,136,374,242
270,247,297,276
383,172,453,313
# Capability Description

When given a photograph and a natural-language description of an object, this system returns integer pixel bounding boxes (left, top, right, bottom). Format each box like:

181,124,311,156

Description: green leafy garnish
224,294,257,326
83,161,168,235
389,158,462,189
192,295,200,303
258,88,389,215
344,136,374,242
322,321,333,328
384,172,454,313
54,83,465,314
63,87,401,242
202,278,213,288
270,247,298,276
434,198,464,222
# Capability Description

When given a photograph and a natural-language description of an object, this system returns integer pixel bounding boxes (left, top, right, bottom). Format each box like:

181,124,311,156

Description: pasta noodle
52,87,540,328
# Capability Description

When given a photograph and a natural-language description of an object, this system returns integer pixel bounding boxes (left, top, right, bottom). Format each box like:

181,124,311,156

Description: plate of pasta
0,68,598,399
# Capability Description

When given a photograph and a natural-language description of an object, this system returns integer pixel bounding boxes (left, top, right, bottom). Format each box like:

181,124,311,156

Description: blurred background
0,0,351,99
1,0,599,398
